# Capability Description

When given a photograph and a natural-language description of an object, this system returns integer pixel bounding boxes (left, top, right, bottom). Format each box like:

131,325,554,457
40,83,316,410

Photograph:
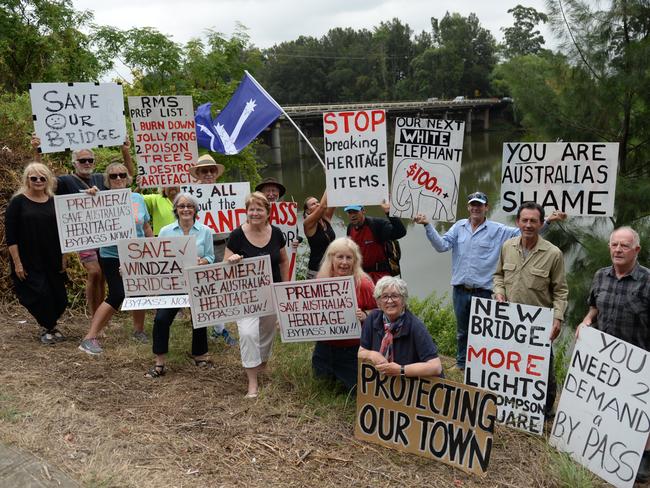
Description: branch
557,0,602,81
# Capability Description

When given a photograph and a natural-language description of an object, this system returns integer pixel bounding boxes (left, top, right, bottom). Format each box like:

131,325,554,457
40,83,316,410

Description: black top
56,173,106,195
5,194,62,272
227,225,286,282
307,219,335,271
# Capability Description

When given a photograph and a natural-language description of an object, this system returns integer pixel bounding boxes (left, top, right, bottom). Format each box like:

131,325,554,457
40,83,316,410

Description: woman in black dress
5,162,67,344
303,191,335,279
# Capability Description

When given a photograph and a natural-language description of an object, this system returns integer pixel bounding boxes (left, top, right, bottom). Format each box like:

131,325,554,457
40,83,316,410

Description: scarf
379,312,405,363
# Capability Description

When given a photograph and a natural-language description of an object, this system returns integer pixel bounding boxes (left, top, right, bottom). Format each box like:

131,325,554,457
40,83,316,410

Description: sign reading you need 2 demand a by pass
29,82,126,153
550,327,650,488
465,297,553,435
128,96,199,188
501,142,619,216
272,277,359,342
355,362,497,476
323,110,389,207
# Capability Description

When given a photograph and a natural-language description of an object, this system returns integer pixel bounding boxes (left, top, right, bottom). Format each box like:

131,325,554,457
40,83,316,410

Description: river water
260,127,520,301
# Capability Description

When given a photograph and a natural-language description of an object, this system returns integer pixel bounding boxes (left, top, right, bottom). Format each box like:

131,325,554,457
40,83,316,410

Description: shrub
408,292,456,357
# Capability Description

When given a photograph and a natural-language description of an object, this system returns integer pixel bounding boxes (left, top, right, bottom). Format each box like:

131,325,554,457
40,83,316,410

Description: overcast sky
73,0,555,49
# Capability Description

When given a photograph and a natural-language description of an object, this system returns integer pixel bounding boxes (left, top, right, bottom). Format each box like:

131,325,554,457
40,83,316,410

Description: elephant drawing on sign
391,158,458,221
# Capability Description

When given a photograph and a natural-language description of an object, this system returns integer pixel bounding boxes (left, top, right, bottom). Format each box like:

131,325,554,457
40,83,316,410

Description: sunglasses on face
176,204,195,210
109,173,128,180
198,167,218,174
29,175,47,182
77,158,95,164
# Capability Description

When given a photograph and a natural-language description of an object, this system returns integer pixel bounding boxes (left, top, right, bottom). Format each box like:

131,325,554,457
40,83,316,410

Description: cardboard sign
117,236,197,298
270,201,299,280
128,95,199,188
54,189,136,253
29,82,126,153
356,362,497,476
390,117,464,221
323,110,389,206
122,294,189,311
273,277,358,342
501,142,619,216
550,327,650,488
186,256,274,328
465,297,553,435
179,183,249,234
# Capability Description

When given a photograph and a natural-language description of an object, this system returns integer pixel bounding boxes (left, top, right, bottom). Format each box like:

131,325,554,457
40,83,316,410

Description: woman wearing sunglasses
78,162,153,355
5,163,68,344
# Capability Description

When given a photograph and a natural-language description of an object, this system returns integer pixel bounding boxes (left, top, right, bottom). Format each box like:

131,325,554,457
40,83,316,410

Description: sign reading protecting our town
179,183,250,234
185,256,274,329
128,95,199,188
465,297,553,435
269,202,299,280
550,327,650,488
500,142,619,216
54,189,136,253
272,277,359,342
29,82,126,153
355,362,497,476
118,236,197,310
390,117,464,222
323,109,389,207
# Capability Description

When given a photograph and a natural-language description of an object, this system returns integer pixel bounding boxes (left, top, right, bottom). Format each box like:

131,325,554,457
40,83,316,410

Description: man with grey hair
578,226,649,483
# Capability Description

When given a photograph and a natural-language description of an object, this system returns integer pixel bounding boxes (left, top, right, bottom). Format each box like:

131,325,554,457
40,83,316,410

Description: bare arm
143,222,154,238
358,346,387,365
8,244,26,280
376,358,443,377
303,191,331,237
121,139,135,177
30,135,42,163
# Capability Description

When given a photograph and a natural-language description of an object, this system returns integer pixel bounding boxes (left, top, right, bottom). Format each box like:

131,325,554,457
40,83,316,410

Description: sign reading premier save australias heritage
29,82,126,153
501,142,619,216
179,183,250,234
128,96,198,188
390,117,464,222
356,362,497,476
323,110,389,207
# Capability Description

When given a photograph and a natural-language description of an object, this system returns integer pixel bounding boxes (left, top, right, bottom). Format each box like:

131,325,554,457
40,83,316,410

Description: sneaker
78,338,103,355
51,329,65,342
222,328,238,346
637,450,650,483
210,325,221,340
132,330,149,344
40,331,56,345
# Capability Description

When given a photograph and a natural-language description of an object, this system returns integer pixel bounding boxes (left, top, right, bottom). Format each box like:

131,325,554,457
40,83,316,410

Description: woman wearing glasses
5,163,68,344
78,162,153,355
359,276,443,377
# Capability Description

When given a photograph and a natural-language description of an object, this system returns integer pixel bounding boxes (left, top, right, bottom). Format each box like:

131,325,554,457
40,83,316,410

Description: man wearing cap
414,192,566,372
345,201,406,283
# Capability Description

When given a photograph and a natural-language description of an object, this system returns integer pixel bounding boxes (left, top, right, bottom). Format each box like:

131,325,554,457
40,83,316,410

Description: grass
547,448,599,488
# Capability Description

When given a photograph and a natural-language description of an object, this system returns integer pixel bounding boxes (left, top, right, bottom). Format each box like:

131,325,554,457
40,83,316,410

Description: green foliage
407,292,456,356
547,448,599,487
501,5,549,59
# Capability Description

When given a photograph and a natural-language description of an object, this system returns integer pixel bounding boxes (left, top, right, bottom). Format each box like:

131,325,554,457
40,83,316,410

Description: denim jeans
452,286,493,368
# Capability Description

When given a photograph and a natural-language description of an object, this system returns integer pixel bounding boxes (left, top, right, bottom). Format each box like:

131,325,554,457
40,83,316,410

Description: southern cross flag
195,72,283,154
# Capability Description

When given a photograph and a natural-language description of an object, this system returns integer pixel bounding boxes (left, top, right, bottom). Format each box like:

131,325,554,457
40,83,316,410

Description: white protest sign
29,82,126,153
272,277,358,342
128,95,198,188
122,295,189,311
179,183,249,234
54,189,136,253
390,117,464,221
186,256,274,329
270,202,299,280
501,142,619,216
118,236,197,299
550,327,650,488
465,297,553,435
323,110,389,206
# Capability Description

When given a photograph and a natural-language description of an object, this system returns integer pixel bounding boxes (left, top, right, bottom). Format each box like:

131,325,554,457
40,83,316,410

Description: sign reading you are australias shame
501,142,619,216
179,183,250,234
29,82,126,153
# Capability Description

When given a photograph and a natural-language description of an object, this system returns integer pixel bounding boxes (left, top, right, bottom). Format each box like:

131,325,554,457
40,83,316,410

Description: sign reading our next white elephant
390,117,464,222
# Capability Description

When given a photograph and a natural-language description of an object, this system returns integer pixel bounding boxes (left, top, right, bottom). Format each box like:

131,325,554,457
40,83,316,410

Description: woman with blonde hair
313,237,377,391
5,162,68,344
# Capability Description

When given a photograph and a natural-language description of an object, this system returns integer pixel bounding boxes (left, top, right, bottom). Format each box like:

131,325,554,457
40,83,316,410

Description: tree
501,5,549,59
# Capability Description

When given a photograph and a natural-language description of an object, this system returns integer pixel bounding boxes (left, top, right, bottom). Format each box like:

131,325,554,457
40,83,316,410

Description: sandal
40,331,56,345
144,364,166,378
187,353,214,369
51,329,66,342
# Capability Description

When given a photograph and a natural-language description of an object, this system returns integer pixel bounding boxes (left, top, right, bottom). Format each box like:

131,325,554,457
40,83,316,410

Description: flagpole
245,70,327,171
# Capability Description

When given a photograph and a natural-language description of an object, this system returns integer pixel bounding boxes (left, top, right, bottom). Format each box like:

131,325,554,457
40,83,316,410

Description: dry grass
0,303,609,488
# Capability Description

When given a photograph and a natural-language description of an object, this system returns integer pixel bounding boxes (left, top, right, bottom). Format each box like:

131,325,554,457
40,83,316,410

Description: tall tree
501,5,549,59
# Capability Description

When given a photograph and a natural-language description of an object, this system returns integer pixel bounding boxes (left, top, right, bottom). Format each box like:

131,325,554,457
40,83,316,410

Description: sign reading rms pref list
323,110,389,206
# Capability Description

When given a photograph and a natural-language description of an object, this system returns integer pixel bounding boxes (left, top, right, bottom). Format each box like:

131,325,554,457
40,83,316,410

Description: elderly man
493,201,568,417
578,226,650,483
415,191,566,371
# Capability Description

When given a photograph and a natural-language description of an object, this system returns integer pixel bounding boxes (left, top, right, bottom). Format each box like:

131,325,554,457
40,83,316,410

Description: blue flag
195,73,282,154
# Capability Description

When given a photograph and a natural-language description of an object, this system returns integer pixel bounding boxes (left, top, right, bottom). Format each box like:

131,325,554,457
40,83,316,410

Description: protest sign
117,235,197,311
179,183,250,234
128,95,199,188
186,256,274,328
122,295,189,311
270,202,299,280
356,362,497,476
465,297,553,435
323,110,389,206
29,82,126,153
501,142,619,216
54,189,136,253
273,277,358,342
390,117,464,221
550,327,650,488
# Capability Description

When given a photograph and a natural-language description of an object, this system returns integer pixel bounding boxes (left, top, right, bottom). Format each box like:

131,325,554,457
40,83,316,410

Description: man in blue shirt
414,192,565,371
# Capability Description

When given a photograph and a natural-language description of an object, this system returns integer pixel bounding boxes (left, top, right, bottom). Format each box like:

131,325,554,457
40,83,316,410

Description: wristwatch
400,365,405,377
